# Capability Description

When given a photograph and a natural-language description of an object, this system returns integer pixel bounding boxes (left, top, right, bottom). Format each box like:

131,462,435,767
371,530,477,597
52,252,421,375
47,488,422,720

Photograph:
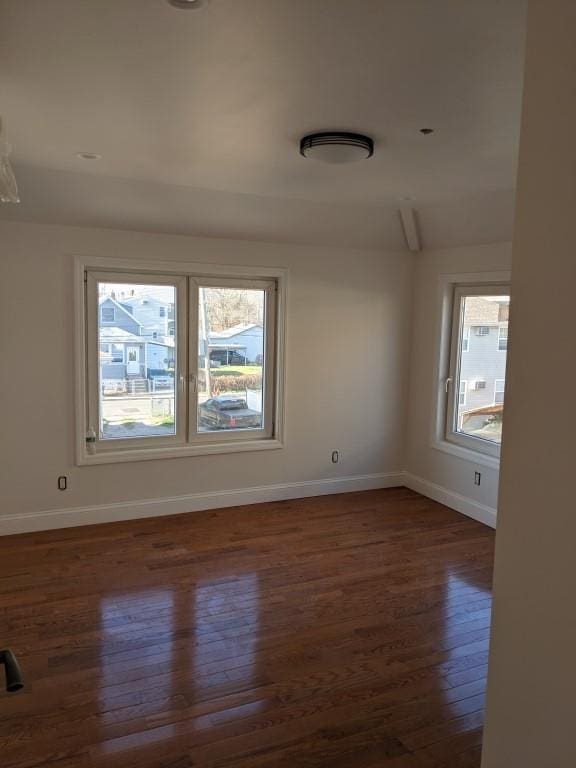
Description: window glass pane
197,286,265,432
455,294,509,445
97,282,177,440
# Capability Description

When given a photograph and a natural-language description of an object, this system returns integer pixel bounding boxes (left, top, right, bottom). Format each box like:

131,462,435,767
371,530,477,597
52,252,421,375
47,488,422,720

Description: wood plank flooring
0,488,494,767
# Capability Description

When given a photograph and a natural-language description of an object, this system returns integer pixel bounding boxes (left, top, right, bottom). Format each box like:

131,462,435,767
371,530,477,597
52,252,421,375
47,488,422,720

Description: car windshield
218,399,247,410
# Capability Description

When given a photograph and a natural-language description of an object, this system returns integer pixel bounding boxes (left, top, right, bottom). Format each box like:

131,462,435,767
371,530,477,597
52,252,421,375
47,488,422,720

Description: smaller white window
445,285,510,459
495,379,505,404
101,306,115,323
159,307,166,318
498,325,508,351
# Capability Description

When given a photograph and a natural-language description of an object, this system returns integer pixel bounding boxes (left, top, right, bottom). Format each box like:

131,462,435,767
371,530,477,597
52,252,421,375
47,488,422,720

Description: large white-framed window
445,284,510,460
76,257,286,465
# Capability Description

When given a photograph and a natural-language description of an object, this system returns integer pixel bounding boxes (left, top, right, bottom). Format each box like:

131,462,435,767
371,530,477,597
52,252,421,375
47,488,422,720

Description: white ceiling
0,0,526,250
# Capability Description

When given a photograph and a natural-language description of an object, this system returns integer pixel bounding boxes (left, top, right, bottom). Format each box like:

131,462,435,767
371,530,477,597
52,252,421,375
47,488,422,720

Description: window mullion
188,279,200,441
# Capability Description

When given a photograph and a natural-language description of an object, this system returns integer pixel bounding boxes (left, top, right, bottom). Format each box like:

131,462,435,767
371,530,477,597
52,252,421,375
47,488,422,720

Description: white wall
405,242,512,525
0,220,413,531
482,2,576,765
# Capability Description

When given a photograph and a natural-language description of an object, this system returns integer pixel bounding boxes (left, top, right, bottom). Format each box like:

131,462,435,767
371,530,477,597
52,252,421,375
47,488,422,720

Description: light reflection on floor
192,573,261,700
98,589,176,751
96,574,261,756
441,570,492,720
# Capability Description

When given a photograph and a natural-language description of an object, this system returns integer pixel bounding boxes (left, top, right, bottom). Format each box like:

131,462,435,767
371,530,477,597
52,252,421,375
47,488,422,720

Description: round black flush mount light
168,0,208,8
300,132,374,164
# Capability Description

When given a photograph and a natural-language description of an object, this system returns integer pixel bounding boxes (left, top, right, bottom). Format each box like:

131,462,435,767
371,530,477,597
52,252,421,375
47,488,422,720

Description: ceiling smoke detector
168,0,209,8
300,132,374,164
75,152,101,161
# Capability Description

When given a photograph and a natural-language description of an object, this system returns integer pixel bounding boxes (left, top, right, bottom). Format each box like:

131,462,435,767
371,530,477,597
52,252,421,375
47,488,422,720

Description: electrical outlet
331,450,339,464
57,476,67,491
474,471,481,486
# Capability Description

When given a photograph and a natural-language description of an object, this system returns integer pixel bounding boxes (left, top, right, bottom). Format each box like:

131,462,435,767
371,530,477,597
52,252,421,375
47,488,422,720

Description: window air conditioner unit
473,380,487,390
475,326,490,336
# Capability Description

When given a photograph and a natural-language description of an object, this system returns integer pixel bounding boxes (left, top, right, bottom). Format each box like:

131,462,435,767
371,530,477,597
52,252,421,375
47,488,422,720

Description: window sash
86,271,188,453
188,277,276,444
445,284,509,459
84,269,278,458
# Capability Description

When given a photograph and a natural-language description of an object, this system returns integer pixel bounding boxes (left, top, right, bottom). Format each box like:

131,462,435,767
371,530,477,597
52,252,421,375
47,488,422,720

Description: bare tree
205,289,263,331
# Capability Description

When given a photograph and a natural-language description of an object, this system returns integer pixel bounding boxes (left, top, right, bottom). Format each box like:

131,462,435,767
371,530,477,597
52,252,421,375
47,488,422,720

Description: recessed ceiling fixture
168,0,209,9
75,152,102,160
300,132,374,164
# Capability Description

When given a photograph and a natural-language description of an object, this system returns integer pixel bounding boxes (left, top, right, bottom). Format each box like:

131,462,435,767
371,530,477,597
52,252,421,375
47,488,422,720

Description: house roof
100,296,143,326
208,343,246,350
99,327,143,344
210,323,262,339
464,297,509,326
120,295,172,308
99,326,175,348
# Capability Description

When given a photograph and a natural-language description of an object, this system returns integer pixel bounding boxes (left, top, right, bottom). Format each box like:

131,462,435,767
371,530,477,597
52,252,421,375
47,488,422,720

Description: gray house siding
146,343,174,373
119,296,172,339
460,323,507,412
209,325,264,363
100,298,142,336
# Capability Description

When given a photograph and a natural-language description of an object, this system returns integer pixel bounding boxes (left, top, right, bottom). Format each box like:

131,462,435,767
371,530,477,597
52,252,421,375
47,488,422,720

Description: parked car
209,350,247,366
199,396,261,429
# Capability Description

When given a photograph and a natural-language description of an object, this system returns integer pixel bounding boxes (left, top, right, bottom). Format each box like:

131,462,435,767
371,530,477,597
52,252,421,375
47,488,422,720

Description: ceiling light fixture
300,132,374,164
168,0,209,9
75,152,102,160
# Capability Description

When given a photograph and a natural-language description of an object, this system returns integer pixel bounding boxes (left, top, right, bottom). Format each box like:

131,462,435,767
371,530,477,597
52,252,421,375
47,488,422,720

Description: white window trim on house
498,324,508,351
462,326,470,352
459,380,467,406
75,256,287,466
429,270,511,470
100,306,115,323
494,379,506,404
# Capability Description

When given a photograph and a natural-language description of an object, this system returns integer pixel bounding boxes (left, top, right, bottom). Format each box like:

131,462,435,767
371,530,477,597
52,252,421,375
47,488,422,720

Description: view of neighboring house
207,322,264,365
99,296,175,389
118,293,175,339
458,296,509,431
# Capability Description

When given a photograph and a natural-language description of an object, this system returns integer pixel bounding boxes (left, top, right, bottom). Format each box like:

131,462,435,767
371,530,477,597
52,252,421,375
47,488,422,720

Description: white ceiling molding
399,206,422,252
0,166,515,251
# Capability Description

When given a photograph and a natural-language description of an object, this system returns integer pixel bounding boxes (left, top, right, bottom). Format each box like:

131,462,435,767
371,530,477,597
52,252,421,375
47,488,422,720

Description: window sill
77,438,284,466
431,438,500,470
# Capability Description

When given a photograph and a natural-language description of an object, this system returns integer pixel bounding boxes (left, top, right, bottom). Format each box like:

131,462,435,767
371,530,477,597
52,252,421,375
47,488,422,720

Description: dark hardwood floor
0,488,494,768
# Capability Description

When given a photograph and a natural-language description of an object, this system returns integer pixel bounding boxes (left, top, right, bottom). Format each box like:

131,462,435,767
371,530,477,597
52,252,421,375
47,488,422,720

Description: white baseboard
1,471,497,536
403,472,497,528
0,472,405,536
